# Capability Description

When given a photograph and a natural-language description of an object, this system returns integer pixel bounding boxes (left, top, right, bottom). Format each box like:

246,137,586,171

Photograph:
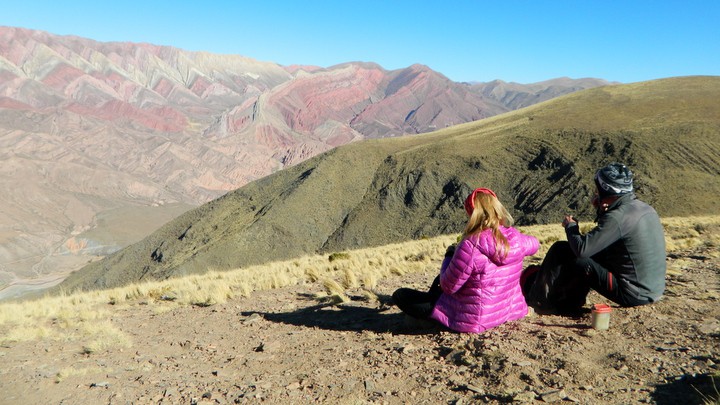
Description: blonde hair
462,192,514,260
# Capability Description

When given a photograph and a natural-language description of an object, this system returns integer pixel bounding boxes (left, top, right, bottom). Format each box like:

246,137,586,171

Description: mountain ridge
0,25,609,292
55,76,720,293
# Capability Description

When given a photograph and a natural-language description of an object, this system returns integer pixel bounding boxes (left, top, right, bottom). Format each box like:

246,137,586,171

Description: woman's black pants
392,276,442,319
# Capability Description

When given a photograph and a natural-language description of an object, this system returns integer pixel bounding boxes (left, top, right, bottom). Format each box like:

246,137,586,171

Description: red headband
464,187,497,216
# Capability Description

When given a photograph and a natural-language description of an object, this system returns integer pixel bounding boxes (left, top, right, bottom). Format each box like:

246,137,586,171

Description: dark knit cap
595,163,634,197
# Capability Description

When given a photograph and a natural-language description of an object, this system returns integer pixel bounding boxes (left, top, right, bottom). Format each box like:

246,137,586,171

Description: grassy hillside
57,76,720,293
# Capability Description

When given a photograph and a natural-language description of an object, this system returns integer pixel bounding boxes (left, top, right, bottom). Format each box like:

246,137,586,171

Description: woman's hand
444,243,457,258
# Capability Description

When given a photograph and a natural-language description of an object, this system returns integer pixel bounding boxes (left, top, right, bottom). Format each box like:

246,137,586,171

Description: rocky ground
1,243,719,405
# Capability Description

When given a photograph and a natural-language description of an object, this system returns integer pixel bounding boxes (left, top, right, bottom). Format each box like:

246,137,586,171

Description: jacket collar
596,192,636,221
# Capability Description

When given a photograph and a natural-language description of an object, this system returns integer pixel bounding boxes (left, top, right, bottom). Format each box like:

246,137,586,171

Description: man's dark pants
525,241,648,311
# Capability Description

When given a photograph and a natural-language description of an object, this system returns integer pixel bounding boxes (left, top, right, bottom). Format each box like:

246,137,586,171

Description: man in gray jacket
525,163,667,311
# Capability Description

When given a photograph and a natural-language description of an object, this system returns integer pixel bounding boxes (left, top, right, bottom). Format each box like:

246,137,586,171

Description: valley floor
1,244,719,405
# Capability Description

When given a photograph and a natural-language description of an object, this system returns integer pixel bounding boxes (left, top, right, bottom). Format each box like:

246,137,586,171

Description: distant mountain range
0,26,610,295
56,76,720,293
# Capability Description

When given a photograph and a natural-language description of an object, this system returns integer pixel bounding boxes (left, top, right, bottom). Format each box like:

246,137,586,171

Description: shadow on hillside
651,372,720,405
251,294,445,335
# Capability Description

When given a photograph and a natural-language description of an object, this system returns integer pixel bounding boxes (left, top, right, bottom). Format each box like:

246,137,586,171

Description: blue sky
3,1,719,84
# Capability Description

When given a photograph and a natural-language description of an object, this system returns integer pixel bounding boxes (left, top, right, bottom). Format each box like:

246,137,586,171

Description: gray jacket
565,193,666,302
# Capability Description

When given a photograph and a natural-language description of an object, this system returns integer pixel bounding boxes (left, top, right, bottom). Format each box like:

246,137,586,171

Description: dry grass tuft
80,321,133,354
359,272,378,290
693,373,720,405
55,366,100,384
0,325,51,347
342,268,359,289
322,279,350,303
361,289,379,303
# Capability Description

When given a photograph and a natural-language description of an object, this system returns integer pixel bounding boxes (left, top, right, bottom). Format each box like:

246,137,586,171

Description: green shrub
328,252,351,262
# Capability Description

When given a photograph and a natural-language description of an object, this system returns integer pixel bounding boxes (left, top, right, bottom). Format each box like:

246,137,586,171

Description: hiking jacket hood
431,226,539,333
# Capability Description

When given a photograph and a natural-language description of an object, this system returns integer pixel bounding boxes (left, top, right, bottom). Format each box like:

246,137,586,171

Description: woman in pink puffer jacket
392,187,539,333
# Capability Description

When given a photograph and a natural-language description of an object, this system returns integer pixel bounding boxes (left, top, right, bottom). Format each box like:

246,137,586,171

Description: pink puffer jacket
430,226,539,333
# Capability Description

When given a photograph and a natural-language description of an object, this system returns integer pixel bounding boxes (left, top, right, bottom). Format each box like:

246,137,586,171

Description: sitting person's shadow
250,292,444,335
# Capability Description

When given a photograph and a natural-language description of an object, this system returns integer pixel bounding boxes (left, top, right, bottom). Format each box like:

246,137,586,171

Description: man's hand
562,215,577,228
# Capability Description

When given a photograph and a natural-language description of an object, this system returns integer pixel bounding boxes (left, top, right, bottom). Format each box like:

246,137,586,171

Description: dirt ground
1,243,718,405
